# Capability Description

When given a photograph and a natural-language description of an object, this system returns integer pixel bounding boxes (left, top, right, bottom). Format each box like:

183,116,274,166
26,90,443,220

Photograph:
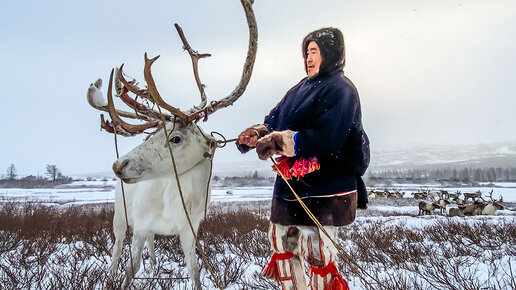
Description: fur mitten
256,130,296,160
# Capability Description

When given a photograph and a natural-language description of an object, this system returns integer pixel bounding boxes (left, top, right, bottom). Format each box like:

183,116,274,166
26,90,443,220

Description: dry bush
0,200,515,289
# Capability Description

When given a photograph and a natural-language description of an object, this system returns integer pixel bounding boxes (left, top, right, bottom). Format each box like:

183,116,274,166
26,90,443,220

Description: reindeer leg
180,230,202,290
146,233,157,273
122,231,146,288
110,207,127,277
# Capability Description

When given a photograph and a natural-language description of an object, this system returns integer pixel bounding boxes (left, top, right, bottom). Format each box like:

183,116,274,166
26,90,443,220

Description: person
237,27,369,290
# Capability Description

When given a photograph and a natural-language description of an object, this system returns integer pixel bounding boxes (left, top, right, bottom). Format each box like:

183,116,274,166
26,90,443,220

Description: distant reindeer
419,201,439,215
482,199,504,215
448,190,460,200
482,191,503,215
453,196,466,206
412,191,427,199
426,191,440,201
462,200,487,216
439,190,450,200
463,190,483,202
448,208,464,217
436,199,451,214
388,188,404,199
373,189,388,198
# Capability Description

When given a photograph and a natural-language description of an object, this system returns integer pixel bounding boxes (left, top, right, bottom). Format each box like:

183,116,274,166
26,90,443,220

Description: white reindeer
86,1,258,288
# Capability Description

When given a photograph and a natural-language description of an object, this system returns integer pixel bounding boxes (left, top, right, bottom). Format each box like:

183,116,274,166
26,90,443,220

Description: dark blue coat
264,69,366,203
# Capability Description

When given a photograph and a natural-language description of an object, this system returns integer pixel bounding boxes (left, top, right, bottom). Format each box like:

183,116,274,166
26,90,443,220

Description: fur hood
302,27,345,77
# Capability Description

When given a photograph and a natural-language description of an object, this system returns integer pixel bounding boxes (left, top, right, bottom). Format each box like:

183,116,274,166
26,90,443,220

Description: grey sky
1,0,515,176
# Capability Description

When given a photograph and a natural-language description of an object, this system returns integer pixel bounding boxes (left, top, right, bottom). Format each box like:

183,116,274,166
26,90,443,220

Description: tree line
0,163,73,188
367,166,516,184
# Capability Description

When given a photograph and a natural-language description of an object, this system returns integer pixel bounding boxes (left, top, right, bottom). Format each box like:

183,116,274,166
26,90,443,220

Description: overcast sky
1,0,515,176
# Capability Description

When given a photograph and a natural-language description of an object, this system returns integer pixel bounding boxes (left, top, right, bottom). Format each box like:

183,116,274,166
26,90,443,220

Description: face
306,41,322,78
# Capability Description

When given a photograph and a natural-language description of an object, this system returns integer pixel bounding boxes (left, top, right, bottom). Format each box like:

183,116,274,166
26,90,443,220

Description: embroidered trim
262,252,295,282
272,156,320,180
311,262,350,290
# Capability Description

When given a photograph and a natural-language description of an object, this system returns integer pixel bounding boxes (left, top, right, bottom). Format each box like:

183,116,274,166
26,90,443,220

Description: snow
1,179,515,205
1,179,515,289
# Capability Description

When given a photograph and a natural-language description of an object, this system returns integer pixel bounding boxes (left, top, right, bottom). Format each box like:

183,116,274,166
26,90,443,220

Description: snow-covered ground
1,179,515,289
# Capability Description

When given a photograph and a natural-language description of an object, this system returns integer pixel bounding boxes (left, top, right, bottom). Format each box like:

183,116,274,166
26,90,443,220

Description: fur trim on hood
302,27,345,77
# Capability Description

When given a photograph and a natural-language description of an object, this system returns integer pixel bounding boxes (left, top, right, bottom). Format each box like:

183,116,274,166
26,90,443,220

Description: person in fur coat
237,27,369,290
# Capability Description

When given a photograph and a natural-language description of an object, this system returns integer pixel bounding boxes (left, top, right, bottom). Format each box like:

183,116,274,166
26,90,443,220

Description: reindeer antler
87,0,257,132
174,23,211,115
192,0,258,121
103,69,160,136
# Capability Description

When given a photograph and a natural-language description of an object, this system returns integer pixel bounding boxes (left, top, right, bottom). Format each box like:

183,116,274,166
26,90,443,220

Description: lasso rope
112,127,136,284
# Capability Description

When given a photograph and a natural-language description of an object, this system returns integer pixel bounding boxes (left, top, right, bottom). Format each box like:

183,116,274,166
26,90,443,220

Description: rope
112,127,135,284
269,157,389,290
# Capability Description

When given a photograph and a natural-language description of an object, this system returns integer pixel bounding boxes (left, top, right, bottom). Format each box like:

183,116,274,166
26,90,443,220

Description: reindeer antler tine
198,0,257,120
144,53,190,123
174,23,211,115
105,69,159,135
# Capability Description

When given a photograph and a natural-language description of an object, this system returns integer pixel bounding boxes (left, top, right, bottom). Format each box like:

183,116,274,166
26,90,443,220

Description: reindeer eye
170,136,182,144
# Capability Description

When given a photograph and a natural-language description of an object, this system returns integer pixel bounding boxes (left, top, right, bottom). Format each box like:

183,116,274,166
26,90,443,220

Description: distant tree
46,164,62,182
460,167,470,182
6,163,17,180
487,167,496,182
252,170,259,179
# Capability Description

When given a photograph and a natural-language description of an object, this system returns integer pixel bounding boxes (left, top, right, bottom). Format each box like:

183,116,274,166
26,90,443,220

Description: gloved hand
236,124,268,153
256,130,296,160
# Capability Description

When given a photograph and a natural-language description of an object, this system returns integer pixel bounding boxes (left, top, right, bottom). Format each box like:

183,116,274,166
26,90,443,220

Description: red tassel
262,252,294,282
311,262,350,290
327,275,350,290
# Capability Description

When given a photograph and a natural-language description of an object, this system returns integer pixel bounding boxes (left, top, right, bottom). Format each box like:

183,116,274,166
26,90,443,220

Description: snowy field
1,180,515,289
1,179,515,211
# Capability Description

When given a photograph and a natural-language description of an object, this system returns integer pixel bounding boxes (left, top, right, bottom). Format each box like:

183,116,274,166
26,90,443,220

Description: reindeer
481,198,504,215
411,191,427,199
448,208,464,217
373,189,388,198
481,192,504,215
463,190,483,202
426,190,441,201
439,190,450,200
452,195,466,206
388,188,404,199
86,1,257,288
448,190,461,200
462,200,487,216
436,199,451,214
418,201,439,215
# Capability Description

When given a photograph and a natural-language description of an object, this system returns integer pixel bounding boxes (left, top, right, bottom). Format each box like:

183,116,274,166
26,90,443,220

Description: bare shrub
0,200,514,289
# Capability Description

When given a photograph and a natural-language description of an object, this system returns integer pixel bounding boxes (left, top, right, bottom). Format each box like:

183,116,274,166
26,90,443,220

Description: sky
1,0,515,176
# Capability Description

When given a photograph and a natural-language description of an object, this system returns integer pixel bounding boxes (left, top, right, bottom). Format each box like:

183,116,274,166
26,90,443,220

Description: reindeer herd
369,188,506,217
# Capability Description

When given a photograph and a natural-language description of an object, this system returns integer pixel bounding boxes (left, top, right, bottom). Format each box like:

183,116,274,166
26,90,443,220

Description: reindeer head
113,122,216,183
86,0,258,183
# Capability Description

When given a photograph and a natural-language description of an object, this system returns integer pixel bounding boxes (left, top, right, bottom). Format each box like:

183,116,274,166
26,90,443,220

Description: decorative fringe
311,262,350,290
272,156,320,180
262,252,294,282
